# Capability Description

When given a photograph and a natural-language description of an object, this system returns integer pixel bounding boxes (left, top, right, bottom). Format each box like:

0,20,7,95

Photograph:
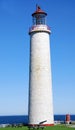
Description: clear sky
0,0,75,115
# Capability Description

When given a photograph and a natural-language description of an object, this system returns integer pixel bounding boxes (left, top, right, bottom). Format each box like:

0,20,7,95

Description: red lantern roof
32,6,47,16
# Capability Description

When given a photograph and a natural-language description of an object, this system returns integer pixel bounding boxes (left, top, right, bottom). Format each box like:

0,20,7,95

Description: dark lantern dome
32,6,47,16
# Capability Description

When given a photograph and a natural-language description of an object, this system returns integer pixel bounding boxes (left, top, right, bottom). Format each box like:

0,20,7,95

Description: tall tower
28,6,54,126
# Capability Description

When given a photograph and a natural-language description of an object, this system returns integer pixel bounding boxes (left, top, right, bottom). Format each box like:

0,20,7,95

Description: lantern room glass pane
33,14,46,25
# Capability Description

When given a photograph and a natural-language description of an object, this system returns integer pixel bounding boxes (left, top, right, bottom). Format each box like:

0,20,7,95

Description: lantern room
32,6,47,25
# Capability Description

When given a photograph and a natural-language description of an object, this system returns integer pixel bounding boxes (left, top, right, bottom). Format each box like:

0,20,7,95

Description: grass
0,125,74,130
46,125,75,130
0,127,27,130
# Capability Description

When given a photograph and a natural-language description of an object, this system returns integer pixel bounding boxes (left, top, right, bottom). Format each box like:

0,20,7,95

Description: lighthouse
28,6,54,126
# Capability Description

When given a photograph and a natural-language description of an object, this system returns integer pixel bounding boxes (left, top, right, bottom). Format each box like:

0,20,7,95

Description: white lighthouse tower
28,6,54,126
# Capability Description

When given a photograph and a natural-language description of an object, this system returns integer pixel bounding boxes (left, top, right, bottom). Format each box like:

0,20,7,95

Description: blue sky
0,0,75,115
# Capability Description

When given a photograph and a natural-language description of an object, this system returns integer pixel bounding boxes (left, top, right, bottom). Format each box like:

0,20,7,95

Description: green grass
0,125,74,130
46,125,74,130
0,127,28,130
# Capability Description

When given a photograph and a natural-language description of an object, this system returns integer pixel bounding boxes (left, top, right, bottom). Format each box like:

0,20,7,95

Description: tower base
29,124,54,126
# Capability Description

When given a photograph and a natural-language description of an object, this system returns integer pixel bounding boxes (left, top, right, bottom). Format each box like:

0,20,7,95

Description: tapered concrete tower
28,6,54,126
